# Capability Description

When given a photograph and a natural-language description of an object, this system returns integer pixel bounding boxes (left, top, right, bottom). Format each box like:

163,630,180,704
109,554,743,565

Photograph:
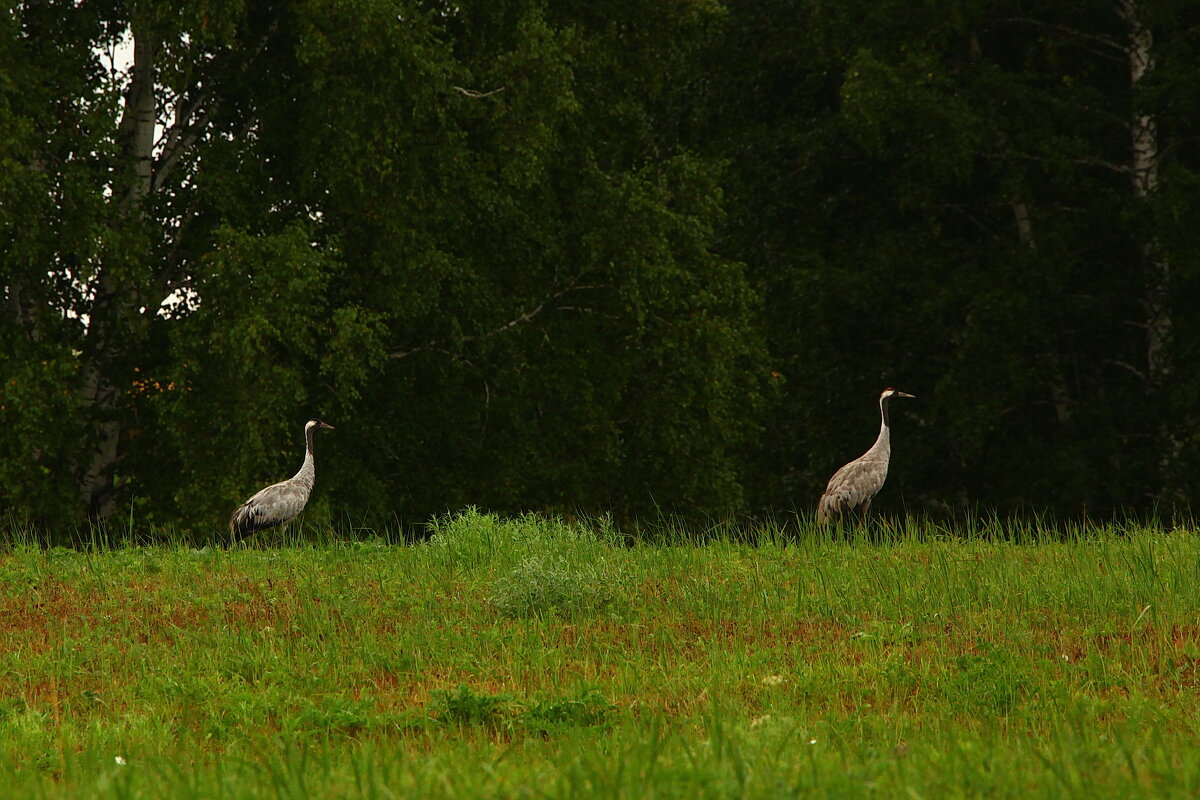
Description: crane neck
292,426,317,487
870,396,892,456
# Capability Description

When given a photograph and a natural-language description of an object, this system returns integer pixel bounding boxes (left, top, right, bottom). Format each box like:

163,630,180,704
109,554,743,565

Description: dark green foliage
2,0,1199,531
682,0,1200,517
0,0,764,532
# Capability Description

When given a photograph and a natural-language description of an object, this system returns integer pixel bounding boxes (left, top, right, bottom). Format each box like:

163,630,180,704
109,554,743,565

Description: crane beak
320,422,335,430
897,391,916,399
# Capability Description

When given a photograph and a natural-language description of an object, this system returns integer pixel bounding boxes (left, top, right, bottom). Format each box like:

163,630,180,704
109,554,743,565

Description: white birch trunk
77,25,158,516
1119,0,1168,383
1118,0,1179,497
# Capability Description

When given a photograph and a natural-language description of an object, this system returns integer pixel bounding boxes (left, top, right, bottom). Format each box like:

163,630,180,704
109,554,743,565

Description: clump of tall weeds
425,507,620,566
488,552,626,619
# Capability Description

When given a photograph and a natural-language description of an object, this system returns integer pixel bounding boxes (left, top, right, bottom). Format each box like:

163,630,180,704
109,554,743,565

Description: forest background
2,0,1199,533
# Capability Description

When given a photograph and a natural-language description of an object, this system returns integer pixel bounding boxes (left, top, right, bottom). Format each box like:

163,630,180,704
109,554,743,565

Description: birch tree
1117,0,1184,501
2,2,285,519
2,0,765,529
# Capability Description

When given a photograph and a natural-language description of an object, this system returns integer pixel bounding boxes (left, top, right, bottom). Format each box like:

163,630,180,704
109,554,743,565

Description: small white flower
1062,654,1070,661
115,756,126,766
809,738,818,745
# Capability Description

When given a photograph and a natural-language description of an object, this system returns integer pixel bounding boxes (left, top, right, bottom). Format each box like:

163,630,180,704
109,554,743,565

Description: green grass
2,509,1200,798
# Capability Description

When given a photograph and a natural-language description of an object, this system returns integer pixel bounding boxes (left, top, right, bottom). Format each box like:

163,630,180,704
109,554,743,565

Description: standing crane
229,419,334,539
817,388,914,523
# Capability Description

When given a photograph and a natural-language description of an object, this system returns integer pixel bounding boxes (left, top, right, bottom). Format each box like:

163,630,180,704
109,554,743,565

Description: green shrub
522,687,615,734
430,685,513,728
430,685,616,734
425,508,618,568
488,553,626,619
292,698,373,735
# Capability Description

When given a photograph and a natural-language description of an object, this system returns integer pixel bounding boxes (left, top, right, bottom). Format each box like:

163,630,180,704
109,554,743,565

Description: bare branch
154,113,209,193
153,16,280,190
990,17,1125,55
452,85,507,99
388,279,602,360
156,87,210,173
985,151,1131,178
1105,359,1146,381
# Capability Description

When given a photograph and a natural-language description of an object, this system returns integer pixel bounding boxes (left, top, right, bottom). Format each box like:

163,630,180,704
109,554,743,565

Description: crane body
817,389,914,523
229,419,334,538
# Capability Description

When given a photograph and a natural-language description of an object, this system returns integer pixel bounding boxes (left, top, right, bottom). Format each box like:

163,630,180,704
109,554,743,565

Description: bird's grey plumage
229,419,334,537
817,389,914,523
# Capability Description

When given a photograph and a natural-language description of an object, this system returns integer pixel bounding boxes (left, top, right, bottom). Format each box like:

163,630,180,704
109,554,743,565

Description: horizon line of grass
2,504,1195,551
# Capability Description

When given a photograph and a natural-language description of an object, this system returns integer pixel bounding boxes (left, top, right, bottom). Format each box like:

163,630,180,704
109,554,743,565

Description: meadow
1,509,1199,798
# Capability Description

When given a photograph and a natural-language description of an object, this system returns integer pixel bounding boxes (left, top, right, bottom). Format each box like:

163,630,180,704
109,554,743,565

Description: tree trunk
1119,0,1167,380
1117,0,1178,501
76,24,158,518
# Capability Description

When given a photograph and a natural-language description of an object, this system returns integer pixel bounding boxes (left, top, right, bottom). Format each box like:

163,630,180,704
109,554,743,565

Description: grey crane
229,419,334,538
817,388,914,523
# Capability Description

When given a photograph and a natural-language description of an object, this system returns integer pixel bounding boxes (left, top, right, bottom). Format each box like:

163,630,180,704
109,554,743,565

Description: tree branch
990,17,1125,55
153,16,280,191
1105,359,1146,381
452,85,507,99
388,280,601,360
985,150,1132,178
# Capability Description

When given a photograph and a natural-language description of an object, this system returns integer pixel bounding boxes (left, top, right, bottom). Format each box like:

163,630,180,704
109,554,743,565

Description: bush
430,685,513,728
488,553,626,619
430,685,615,733
425,508,619,568
523,688,614,734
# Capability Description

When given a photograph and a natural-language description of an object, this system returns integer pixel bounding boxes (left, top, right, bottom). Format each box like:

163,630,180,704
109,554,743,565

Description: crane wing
817,456,889,521
229,479,311,535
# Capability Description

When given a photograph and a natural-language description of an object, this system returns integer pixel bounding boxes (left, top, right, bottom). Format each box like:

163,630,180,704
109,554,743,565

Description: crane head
881,387,916,401
306,418,336,431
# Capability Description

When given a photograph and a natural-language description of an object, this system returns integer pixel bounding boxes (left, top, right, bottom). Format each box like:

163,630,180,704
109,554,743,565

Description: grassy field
2,509,1199,798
